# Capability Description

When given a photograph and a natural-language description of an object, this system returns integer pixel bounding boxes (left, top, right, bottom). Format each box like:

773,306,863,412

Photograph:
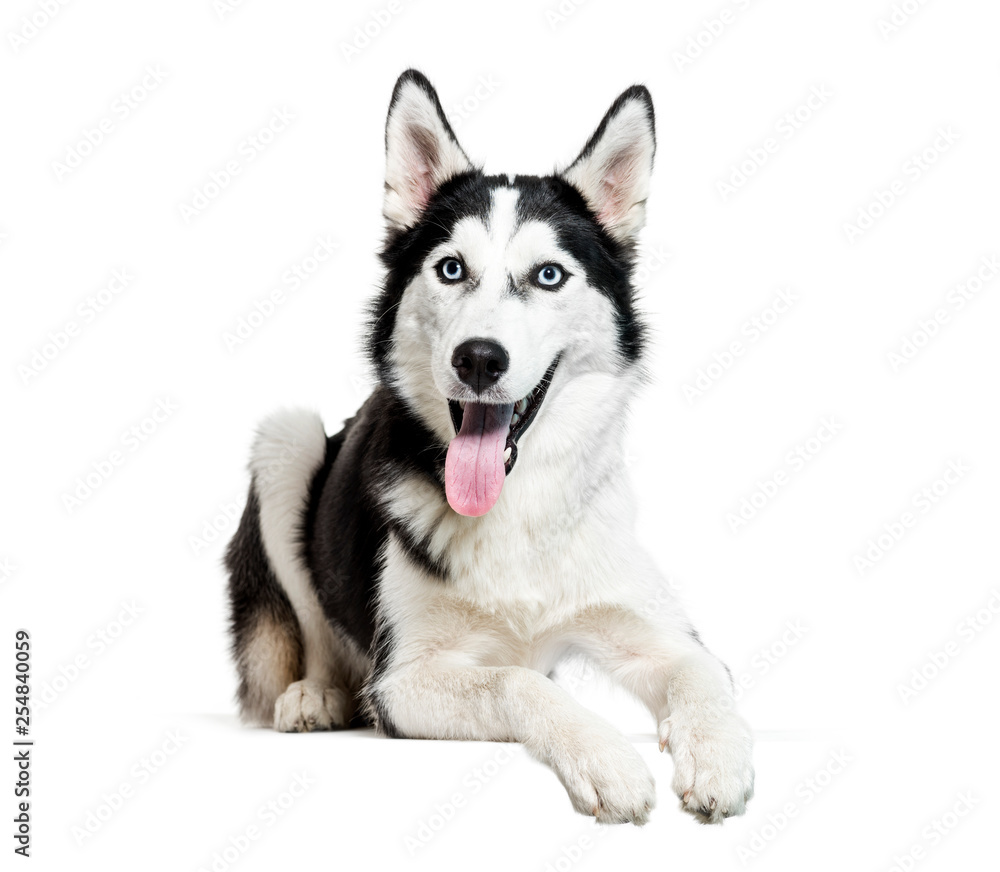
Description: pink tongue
445,402,514,517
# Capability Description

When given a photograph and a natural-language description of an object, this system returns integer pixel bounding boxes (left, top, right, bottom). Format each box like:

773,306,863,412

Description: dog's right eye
436,258,465,283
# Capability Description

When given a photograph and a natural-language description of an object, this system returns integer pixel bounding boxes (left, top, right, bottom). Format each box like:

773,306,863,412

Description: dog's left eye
534,264,566,289
437,258,466,283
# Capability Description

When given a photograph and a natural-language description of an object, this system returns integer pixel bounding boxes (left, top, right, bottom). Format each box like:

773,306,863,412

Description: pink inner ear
406,157,433,215
403,126,441,216
592,143,644,231
596,165,631,228
596,174,622,227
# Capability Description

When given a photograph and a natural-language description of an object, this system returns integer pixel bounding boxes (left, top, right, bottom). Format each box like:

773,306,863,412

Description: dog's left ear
384,69,474,230
560,86,656,243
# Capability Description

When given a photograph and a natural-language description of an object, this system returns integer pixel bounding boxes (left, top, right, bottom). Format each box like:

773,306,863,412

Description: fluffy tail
225,409,328,724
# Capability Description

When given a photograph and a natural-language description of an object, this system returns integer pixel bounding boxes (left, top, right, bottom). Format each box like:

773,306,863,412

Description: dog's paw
659,710,754,824
549,727,657,826
273,679,350,733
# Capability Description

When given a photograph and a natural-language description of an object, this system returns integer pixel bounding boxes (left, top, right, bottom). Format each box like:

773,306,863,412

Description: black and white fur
226,70,753,825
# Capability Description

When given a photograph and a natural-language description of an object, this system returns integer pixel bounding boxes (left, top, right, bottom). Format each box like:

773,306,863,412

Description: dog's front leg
369,662,656,824
576,600,755,823
654,647,755,823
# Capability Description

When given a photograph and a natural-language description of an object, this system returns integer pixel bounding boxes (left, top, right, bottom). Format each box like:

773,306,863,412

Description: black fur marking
298,387,450,737
371,171,493,382
303,385,449,654
225,485,303,713
388,522,449,581
371,171,647,378
368,690,403,738
514,175,646,361
300,427,344,563
366,621,404,737
688,626,734,689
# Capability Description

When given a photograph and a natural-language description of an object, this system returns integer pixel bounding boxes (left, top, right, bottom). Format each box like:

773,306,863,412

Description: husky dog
226,70,754,825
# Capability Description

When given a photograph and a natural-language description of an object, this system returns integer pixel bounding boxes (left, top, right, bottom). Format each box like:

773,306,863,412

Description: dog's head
371,70,655,517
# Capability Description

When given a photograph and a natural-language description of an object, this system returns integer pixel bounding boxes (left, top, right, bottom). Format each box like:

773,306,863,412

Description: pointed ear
383,70,474,229
560,85,656,243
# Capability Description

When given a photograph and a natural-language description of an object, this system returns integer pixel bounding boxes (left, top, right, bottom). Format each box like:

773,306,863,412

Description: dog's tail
225,409,329,725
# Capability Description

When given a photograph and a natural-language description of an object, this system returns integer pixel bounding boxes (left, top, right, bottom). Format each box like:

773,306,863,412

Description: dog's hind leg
226,409,360,732
226,485,303,725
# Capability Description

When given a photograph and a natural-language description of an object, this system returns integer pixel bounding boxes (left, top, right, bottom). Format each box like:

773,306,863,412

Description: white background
2,0,998,869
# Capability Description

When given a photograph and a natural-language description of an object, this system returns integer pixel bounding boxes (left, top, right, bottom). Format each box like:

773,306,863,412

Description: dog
225,69,754,825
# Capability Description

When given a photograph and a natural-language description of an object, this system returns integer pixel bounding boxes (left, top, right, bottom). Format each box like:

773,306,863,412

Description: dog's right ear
560,85,656,244
384,70,473,230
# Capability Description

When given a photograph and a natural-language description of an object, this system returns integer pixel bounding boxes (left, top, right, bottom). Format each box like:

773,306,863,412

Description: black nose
451,338,509,394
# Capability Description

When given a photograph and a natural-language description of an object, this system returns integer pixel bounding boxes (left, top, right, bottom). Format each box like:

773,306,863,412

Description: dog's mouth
444,356,559,517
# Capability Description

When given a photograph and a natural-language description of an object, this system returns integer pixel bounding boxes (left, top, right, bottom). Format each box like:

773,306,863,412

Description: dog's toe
552,725,657,826
274,680,350,732
662,711,754,824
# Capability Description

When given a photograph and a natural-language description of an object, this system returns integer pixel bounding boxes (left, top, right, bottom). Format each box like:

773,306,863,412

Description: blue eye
437,258,465,283
535,264,565,288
